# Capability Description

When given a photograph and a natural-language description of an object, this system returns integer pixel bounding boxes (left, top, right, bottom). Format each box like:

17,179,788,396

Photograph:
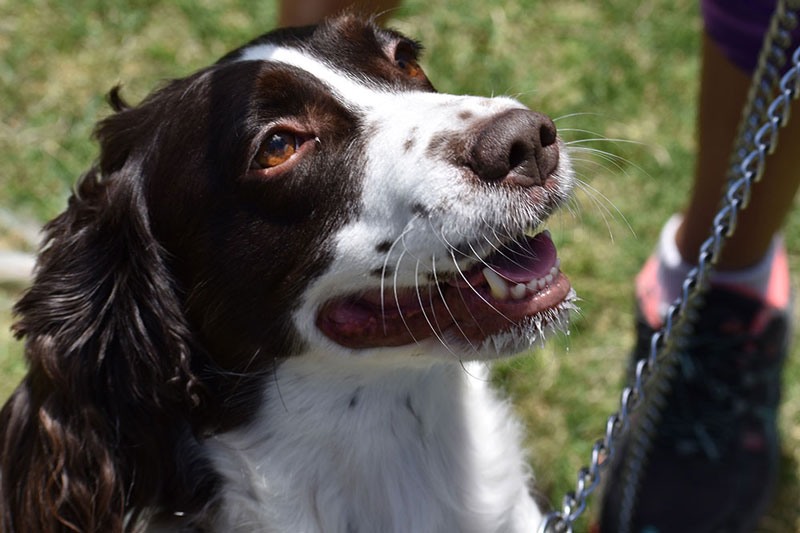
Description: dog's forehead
228,19,430,108
237,44,376,106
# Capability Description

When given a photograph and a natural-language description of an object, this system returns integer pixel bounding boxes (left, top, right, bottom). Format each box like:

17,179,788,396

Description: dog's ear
0,95,203,532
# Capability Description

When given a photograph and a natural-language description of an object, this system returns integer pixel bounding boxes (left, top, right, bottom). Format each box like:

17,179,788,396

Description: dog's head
1,15,574,531
138,15,575,366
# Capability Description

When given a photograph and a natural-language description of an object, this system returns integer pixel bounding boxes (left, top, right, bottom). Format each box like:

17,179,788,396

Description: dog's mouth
316,230,572,349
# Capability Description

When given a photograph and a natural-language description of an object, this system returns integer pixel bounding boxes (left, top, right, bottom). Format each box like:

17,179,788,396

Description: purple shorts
703,0,800,73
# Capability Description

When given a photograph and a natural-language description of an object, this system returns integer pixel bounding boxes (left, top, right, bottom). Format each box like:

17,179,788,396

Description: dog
0,15,576,533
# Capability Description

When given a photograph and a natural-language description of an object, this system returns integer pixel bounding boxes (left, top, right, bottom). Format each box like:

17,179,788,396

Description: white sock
655,214,780,315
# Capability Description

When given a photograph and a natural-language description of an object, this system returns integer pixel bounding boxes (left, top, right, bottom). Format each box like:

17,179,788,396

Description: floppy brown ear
0,105,204,532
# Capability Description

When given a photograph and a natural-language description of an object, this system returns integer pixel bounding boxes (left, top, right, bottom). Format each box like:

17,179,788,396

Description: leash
539,1,800,531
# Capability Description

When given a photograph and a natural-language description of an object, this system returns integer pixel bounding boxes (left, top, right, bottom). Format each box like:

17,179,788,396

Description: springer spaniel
0,15,576,533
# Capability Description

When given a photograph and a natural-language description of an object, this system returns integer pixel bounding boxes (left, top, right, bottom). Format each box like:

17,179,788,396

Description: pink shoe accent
750,242,790,335
638,241,790,336
765,241,790,311
717,242,790,335
636,255,664,329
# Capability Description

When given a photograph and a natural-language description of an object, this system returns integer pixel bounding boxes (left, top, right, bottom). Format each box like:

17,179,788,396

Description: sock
637,214,786,326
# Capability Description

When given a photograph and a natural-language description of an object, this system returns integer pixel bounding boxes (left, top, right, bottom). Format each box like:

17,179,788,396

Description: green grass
1,0,799,530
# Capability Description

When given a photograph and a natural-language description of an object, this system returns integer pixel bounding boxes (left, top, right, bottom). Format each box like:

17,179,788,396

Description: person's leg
279,0,401,27
637,28,797,329
677,32,800,271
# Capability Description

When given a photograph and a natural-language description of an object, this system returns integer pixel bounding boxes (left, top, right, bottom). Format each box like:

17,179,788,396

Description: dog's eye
394,45,423,78
253,132,298,169
396,56,421,78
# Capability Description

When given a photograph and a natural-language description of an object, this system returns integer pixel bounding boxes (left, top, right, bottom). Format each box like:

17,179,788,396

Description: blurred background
0,0,798,530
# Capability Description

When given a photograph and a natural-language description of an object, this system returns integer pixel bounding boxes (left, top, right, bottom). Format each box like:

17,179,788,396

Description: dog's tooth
550,266,558,277
483,268,509,300
554,257,561,269
537,278,547,290
545,273,553,284
510,283,527,300
527,279,539,291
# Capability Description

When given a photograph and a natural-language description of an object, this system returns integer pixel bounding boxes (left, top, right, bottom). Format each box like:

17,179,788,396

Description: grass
1,0,799,530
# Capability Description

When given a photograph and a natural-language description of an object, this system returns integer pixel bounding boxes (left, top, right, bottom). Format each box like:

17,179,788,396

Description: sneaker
597,249,791,533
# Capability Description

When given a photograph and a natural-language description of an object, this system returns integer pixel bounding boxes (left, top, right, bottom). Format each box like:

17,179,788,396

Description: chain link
539,1,800,530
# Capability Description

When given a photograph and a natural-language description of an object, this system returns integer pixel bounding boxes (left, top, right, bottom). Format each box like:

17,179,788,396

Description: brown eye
254,131,298,169
396,57,421,77
394,46,423,78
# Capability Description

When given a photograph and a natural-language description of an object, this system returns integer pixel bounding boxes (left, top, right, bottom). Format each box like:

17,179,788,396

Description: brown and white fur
0,16,575,533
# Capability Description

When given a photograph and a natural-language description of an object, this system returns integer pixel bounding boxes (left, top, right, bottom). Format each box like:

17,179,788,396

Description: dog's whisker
466,240,507,280
572,157,628,190
398,220,427,265
212,367,272,379
551,111,604,122
476,212,522,252
446,245,488,340
573,180,617,240
568,157,634,231
480,233,537,271
557,126,607,137
505,88,538,100
392,248,419,345
425,281,450,350
575,178,635,239
563,194,582,222
450,249,515,325
569,155,620,175
413,258,457,357
565,137,646,147
568,147,640,172
568,145,652,179
426,218,474,271
471,220,498,259
221,348,267,393
372,5,404,21
568,146,630,176
380,222,416,334
431,254,477,352
436,223,479,267
560,172,605,226
486,223,541,261
272,357,288,413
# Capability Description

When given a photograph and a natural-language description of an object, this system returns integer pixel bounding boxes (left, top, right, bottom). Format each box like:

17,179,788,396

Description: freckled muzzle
316,231,571,349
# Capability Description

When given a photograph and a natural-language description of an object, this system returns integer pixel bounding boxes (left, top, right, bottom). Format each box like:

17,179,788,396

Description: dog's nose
468,109,559,187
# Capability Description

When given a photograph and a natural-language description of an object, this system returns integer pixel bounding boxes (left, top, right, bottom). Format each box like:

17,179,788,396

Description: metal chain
539,1,800,531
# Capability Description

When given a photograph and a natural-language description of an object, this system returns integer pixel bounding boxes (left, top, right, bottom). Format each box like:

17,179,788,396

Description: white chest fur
205,356,543,532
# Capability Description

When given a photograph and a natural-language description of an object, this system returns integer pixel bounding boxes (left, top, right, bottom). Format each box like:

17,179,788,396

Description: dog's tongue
490,232,557,282
449,231,558,287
